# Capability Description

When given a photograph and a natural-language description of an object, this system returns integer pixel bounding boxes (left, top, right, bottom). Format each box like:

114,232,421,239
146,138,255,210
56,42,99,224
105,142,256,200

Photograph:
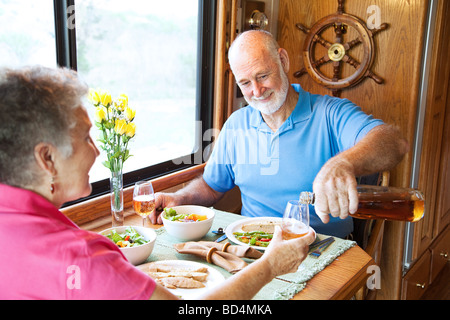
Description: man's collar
248,84,312,131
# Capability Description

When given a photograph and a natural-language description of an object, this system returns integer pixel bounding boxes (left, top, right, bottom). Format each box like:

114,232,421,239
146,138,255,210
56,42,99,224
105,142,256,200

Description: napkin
173,241,263,274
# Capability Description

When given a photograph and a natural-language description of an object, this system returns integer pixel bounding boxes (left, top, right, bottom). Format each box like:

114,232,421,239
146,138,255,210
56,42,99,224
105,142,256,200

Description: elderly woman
0,66,314,300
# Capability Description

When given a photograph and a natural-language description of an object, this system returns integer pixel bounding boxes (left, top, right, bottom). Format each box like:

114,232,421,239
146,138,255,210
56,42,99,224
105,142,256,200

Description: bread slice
241,221,280,234
156,277,206,289
148,271,208,282
148,262,208,274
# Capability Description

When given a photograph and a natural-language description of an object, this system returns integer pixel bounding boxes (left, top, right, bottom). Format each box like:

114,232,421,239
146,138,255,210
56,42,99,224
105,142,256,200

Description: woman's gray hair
0,66,88,188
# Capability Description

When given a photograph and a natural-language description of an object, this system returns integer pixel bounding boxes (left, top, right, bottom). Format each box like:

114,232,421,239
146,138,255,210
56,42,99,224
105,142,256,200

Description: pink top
0,183,156,300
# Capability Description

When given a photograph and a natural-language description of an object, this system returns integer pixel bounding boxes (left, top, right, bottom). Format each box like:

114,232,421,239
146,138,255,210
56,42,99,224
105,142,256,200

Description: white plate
137,260,225,300
225,217,283,251
225,217,316,251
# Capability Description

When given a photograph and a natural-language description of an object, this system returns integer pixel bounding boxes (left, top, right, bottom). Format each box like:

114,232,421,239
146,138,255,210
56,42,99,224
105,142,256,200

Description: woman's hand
261,226,316,277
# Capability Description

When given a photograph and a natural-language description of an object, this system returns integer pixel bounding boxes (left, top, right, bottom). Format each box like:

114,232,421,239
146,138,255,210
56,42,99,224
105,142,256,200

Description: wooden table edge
291,245,375,300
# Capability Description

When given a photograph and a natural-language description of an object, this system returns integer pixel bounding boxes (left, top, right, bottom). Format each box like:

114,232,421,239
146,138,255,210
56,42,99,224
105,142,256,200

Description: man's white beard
247,71,290,116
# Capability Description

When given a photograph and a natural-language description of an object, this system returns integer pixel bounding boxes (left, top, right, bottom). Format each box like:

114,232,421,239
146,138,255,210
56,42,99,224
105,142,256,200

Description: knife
309,237,335,257
309,236,334,249
215,234,228,243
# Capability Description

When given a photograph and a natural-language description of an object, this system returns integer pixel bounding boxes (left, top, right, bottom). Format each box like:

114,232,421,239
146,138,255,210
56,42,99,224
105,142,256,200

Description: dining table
83,207,375,300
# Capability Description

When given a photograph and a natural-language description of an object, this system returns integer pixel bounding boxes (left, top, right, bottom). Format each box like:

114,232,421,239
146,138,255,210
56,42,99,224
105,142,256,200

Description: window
72,0,216,200
0,0,216,203
0,0,56,67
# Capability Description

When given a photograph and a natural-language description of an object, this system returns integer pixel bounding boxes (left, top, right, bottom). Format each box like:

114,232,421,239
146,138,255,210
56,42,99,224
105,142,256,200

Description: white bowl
161,205,215,241
99,226,157,265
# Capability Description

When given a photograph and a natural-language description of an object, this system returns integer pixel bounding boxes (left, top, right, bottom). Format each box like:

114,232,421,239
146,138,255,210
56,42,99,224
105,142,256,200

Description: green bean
233,231,272,237
247,231,267,235
236,236,250,243
234,230,274,247
255,241,270,247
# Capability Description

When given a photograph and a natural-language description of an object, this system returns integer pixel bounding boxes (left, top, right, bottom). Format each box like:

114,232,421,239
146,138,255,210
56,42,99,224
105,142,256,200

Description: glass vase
110,168,124,226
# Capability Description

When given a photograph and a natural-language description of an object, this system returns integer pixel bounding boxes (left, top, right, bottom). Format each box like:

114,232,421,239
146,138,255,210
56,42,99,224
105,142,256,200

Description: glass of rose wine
281,200,310,240
133,180,155,226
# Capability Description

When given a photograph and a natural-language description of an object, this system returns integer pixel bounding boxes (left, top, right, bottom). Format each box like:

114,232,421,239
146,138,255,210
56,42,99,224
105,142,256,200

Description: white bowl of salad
161,205,215,241
99,226,157,265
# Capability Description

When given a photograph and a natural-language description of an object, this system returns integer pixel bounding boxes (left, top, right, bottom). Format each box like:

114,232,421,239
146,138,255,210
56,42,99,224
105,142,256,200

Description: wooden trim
227,0,238,118
214,0,238,130
61,163,206,226
213,0,228,131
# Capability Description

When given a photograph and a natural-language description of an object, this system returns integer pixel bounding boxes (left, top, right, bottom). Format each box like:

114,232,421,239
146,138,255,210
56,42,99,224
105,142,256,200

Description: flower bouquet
89,89,136,226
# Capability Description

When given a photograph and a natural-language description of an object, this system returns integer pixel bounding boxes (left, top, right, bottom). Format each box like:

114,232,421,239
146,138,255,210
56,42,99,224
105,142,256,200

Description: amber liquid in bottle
354,198,424,222
299,185,425,222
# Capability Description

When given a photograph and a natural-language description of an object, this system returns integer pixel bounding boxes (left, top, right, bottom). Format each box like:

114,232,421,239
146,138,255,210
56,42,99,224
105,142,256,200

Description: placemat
144,209,355,300
272,234,356,299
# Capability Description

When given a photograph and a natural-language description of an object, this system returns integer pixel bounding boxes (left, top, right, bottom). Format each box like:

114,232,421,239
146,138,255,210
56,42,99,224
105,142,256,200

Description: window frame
53,0,216,206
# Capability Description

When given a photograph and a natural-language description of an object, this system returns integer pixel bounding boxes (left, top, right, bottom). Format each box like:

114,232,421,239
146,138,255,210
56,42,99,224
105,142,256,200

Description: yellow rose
95,107,107,123
114,94,128,111
125,122,136,138
88,89,101,105
114,119,127,135
99,90,112,107
125,106,136,121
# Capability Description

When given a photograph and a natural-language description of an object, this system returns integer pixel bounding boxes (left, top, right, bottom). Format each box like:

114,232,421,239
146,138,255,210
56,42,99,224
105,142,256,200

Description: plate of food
225,217,283,251
136,260,225,299
226,217,316,251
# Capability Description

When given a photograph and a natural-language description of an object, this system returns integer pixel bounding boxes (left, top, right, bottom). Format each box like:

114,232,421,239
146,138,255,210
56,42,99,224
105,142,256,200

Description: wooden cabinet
402,225,450,300
430,226,450,282
412,0,450,260
401,0,450,300
402,250,431,300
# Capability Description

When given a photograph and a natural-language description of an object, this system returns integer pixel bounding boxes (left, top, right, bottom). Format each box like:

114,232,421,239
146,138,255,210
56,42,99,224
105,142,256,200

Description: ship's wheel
294,0,388,96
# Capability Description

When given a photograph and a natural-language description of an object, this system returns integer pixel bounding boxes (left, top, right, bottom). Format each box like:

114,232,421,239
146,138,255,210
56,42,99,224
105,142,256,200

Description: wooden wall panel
414,0,450,258
278,0,428,188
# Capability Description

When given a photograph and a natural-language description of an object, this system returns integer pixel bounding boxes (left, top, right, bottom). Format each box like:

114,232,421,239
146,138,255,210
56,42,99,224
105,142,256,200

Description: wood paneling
214,0,238,131
278,0,428,189
431,1,450,238
277,0,430,300
414,0,450,259
435,92,450,233
213,0,229,131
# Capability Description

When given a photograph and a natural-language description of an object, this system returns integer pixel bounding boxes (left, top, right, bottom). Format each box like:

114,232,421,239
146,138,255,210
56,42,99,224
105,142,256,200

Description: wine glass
281,200,310,240
133,180,155,226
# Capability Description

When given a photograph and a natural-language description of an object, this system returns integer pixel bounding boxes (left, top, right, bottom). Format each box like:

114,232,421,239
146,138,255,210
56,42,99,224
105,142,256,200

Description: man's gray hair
0,66,88,188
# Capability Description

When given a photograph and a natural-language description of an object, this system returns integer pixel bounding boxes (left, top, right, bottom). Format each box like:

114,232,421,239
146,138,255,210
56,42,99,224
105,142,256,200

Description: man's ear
278,48,290,73
34,142,57,177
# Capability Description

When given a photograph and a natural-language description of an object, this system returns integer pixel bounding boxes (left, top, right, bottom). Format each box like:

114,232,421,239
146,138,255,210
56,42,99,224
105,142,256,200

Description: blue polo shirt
203,84,384,238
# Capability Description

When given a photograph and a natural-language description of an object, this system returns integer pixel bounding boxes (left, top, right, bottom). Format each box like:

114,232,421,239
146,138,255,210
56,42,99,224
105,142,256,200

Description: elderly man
151,30,408,238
